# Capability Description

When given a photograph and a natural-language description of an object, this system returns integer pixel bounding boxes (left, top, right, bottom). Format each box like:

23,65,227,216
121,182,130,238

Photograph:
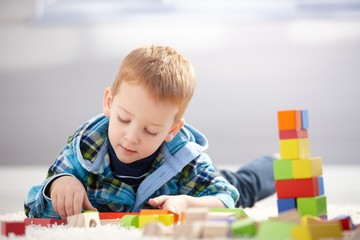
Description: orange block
278,110,302,131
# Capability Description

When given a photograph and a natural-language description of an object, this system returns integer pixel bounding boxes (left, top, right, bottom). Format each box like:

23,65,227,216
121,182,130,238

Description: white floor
1,164,359,215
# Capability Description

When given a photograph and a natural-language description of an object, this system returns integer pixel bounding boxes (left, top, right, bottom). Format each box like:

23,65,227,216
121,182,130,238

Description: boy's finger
82,194,96,211
65,192,75,218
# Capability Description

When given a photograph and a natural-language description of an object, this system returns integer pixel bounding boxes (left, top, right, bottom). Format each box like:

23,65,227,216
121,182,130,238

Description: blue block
318,176,325,195
277,198,296,213
301,110,309,130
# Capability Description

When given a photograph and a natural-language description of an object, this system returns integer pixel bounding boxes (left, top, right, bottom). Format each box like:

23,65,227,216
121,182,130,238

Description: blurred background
1,0,360,167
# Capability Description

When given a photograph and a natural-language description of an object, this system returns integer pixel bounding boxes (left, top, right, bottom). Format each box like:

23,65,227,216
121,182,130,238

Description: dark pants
219,155,276,208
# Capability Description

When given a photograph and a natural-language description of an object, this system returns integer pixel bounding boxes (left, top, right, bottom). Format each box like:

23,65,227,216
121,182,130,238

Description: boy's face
103,81,184,164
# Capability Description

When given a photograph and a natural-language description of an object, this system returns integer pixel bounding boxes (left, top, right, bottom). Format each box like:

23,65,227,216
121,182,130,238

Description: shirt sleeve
177,152,240,208
24,145,82,218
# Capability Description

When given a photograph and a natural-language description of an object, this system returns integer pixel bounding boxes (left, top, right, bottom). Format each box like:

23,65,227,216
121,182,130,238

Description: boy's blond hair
111,45,196,122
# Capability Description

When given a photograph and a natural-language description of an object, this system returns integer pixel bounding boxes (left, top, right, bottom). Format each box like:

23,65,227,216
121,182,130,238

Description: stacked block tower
274,110,327,218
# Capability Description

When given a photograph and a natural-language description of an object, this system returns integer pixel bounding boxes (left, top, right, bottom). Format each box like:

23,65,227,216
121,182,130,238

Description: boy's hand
149,195,226,214
49,176,96,220
149,195,187,214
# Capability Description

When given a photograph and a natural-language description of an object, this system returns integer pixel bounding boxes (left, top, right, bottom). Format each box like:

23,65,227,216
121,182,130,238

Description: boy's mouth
121,145,137,154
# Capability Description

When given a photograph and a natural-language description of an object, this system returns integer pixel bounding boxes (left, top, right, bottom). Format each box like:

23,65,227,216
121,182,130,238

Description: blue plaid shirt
24,114,239,218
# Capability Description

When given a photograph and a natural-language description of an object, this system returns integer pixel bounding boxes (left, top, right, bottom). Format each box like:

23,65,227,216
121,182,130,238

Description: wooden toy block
275,209,301,224
98,212,138,220
318,176,325,195
120,215,139,228
301,110,309,130
231,218,257,237
100,219,121,225
209,207,248,219
157,214,174,226
142,221,174,237
279,138,310,160
1,221,25,237
279,129,308,139
66,211,101,228
277,198,297,213
140,209,179,223
299,218,342,240
257,220,296,240
332,215,354,230
24,218,65,227
292,157,323,179
292,225,312,240
297,195,327,217
174,221,204,239
273,159,293,180
278,110,302,131
202,221,229,238
138,214,159,229
207,212,236,223
184,207,208,222
276,177,319,198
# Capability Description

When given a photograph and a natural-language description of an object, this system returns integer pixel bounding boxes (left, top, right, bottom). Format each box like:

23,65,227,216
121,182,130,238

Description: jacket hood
67,114,209,173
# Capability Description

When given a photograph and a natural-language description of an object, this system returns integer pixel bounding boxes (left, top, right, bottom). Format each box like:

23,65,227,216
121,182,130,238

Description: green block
297,195,327,217
209,208,248,219
231,218,257,237
273,159,293,180
120,215,139,228
257,220,296,240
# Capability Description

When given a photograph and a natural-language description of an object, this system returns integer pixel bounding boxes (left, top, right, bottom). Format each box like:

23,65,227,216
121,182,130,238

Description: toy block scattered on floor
67,211,101,228
257,220,297,240
1,221,25,237
202,221,229,238
140,209,180,223
120,214,139,228
209,207,248,220
142,221,174,237
24,218,65,227
332,215,355,231
99,212,139,220
230,218,257,237
183,207,209,222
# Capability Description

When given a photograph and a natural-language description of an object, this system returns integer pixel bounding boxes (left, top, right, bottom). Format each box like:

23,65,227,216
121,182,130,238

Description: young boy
25,45,275,220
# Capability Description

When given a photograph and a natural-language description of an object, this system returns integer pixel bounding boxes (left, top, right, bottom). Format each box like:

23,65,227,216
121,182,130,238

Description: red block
1,221,25,237
99,212,139,220
332,215,354,230
276,177,319,198
279,129,308,139
24,218,65,227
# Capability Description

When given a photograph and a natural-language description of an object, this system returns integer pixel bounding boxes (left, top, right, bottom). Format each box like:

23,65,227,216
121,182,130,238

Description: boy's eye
145,128,157,137
118,116,130,124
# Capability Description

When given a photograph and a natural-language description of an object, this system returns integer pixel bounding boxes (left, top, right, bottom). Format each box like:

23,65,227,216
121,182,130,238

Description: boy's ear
103,87,113,117
165,119,185,142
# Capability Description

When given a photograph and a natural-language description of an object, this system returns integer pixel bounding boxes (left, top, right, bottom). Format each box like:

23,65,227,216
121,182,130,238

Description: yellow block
158,214,174,226
300,216,343,240
292,225,312,240
138,215,158,229
292,157,323,179
279,138,310,160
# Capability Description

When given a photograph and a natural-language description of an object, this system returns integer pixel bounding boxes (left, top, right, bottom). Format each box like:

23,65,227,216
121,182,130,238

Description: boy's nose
124,127,140,144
